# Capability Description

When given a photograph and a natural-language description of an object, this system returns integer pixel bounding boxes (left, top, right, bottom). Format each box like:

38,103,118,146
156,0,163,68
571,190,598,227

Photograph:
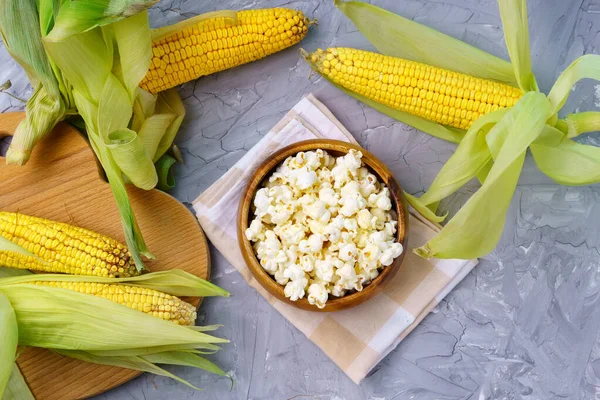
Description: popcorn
299,255,316,272
274,266,289,285
319,187,339,206
279,223,306,245
307,283,328,309
305,151,321,170
260,258,279,274
247,149,404,308
245,219,264,241
336,262,358,290
356,209,373,229
263,231,281,258
330,284,346,298
299,234,323,253
270,203,294,225
308,219,326,235
323,223,342,243
341,181,360,197
338,242,357,263
293,167,317,190
368,188,392,210
362,243,381,262
339,192,366,217
314,257,335,282
254,188,271,216
284,279,308,301
390,242,404,258
343,218,358,232
305,199,327,219
343,150,363,172
383,221,397,238
283,263,307,282
332,164,351,187
380,248,395,266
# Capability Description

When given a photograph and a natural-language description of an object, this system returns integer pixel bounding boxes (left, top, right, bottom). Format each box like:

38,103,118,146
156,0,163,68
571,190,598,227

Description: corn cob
0,212,139,278
30,281,197,325
307,48,524,130
140,8,311,94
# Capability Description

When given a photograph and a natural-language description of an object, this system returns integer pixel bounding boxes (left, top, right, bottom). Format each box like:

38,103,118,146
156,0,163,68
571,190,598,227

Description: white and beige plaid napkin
193,94,478,383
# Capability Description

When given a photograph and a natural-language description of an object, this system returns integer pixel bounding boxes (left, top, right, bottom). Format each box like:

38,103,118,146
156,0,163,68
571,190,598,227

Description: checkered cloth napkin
193,94,478,383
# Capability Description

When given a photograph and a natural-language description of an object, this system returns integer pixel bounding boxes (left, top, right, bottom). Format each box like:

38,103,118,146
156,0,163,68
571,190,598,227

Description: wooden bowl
238,139,409,312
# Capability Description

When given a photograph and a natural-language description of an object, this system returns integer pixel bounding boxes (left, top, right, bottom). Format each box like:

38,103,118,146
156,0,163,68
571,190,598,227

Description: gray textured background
2,0,600,399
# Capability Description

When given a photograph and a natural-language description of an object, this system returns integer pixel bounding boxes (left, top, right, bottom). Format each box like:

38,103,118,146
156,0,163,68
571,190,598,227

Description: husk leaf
547,55,600,114
107,128,158,190
3,363,34,400
497,0,537,92
531,125,600,185
156,154,178,191
55,350,203,390
45,0,158,41
138,114,177,159
154,88,186,161
0,0,67,165
415,92,550,259
419,109,508,206
0,292,18,398
112,10,152,98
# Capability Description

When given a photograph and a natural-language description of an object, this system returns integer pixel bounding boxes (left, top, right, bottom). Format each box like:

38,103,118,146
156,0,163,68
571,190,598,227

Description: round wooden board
0,112,211,400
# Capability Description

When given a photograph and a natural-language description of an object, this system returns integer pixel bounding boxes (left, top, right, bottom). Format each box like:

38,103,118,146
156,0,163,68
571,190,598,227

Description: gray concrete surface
2,0,600,399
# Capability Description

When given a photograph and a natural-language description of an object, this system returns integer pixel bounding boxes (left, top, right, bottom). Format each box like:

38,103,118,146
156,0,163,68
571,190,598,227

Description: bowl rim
237,139,409,312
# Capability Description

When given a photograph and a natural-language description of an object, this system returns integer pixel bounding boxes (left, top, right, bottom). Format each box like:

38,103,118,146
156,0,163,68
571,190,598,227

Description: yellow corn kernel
140,8,312,93
31,281,197,326
0,212,139,278
308,47,524,130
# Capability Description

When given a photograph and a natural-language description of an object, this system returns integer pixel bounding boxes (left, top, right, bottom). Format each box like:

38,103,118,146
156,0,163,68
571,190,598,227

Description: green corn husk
0,291,18,399
415,92,550,259
0,0,69,165
4,363,34,400
45,0,159,42
0,283,226,351
156,154,178,191
42,10,161,268
0,263,231,394
56,349,230,390
311,0,600,259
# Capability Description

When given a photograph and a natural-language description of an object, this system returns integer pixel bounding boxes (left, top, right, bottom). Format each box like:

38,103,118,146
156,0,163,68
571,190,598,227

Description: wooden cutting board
0,112,211,400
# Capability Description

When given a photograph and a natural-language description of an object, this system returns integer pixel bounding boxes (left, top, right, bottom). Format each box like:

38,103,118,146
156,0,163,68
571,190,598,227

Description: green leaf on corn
42,11,159,268
45,0,159,42
4,363,34,400
0,269,231,391
0,291,18,398
0,0,69,165
415,92,550,259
